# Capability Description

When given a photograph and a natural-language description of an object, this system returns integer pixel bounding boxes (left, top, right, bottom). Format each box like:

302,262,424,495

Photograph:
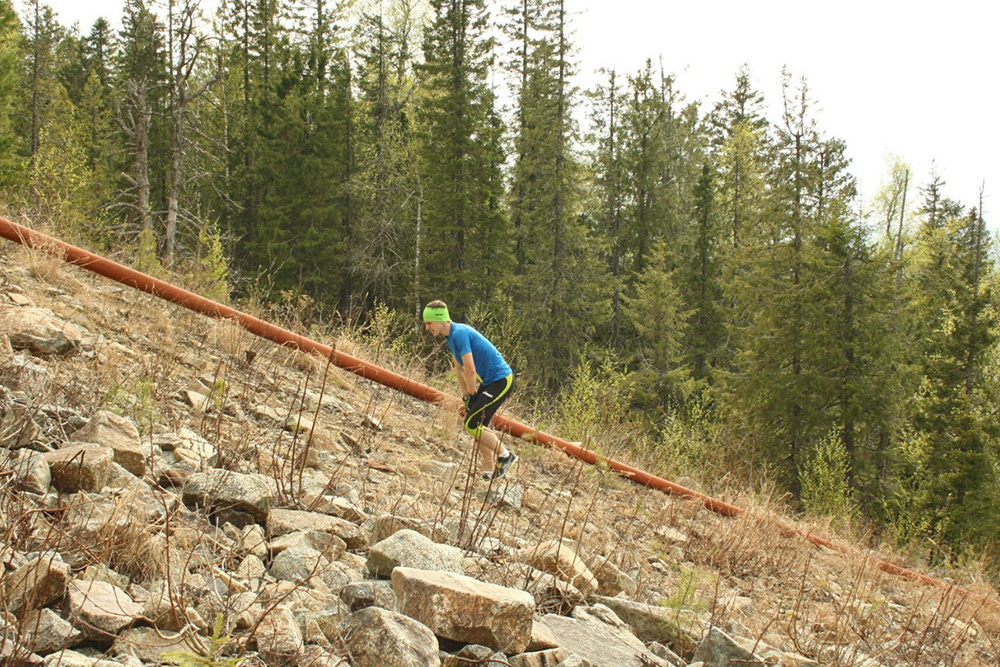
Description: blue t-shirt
447,322,512,385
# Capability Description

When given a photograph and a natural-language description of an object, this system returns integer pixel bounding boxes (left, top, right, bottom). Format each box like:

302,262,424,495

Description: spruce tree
250,0,354,307
679,162,724,386
586,69,628,352
415,0,508,313
907,184,999,556
0,0,25,190
350,2,422,313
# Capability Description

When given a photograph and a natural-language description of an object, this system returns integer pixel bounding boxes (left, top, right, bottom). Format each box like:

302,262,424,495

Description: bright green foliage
556,357,627,443
191,224,230,302
801,428,856,523
162,613,245,667
136,227,164,276
29,82,98,229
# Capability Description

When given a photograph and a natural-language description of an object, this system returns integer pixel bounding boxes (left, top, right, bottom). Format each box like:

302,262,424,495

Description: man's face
424,320,448,337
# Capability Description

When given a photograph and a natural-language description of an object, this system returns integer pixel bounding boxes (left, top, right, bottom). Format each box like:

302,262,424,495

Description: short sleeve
452,327,472,361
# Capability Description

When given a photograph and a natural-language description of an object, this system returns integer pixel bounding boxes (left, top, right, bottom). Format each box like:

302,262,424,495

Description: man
423,300,517,480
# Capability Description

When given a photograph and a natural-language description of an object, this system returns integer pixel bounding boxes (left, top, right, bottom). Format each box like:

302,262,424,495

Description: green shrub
801,429,856,525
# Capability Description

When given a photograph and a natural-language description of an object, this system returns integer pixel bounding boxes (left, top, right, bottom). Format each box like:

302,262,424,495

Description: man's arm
455,353,477,396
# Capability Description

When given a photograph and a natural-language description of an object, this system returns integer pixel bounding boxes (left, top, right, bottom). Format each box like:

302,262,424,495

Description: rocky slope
1,243,999,667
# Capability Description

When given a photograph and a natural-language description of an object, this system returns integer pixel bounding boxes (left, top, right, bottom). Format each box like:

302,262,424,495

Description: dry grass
2,239,1000,666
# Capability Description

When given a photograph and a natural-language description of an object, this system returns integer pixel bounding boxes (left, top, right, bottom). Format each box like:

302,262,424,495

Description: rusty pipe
0,215,994,611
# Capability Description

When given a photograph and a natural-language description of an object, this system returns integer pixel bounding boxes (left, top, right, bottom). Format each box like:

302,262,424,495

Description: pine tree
0,0,25,190
625,240,692,411
503,0,605,388
247,0,354,307
711,66,768,249
24,0,62,174
907,183,999,556
349,2,422,314
679,162,724,386
586,68,628,352
719,73,858,497
415,0,508,312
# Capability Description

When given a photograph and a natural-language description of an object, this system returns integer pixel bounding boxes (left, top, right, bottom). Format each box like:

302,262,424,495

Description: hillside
1,238,999,667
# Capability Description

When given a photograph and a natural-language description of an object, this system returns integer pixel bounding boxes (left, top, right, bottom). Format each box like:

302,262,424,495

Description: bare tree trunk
164,0,211,265
119,79,154,232
29,0,41,170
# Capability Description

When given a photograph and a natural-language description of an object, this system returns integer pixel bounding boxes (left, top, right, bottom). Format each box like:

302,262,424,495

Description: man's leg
474,427,507,472
465,375,514,475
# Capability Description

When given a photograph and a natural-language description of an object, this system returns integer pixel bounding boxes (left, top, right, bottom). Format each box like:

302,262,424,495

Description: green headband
423,305,450,322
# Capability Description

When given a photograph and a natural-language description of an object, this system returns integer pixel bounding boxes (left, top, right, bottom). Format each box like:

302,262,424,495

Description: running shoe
494,452,518,479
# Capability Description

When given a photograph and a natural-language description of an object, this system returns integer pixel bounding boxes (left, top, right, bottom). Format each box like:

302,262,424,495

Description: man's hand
463,394,474,412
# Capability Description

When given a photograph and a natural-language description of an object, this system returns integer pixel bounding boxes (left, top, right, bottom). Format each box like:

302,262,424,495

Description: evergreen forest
1,0,997,577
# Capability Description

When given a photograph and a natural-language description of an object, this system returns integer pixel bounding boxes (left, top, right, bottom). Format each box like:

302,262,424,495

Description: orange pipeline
0,215,995,612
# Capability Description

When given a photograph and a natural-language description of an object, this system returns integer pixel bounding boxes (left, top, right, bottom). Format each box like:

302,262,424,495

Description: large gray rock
509,648,573,667
0,399,38,449
0,640,44,666
110,627,191,664
19,608,82,654
5,552,70,614
691,629,818,667
64,579,143,640
268,528,346,561
540,605,672,667
182,469,273,526
338,606,440,667
521,541,597,595
42,650,122,666
692,627,757,666
584,555,637,597
592,595,703,654
339,580,398,612
553,656,597,667
369,514,450,545
7,449,51,494
256,606,304,664
268,546,359,592
269,545,326,583
392,567,534,655
44,443,114,493
367,529,464,578
267,508,365,549
0,306,82,356
69,411,146,477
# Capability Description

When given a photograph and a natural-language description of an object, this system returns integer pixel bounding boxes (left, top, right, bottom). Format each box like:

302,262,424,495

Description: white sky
39,0,998,219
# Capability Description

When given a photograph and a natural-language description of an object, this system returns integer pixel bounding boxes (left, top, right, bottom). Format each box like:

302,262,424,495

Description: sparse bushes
555,357,627,444
801,429,857,527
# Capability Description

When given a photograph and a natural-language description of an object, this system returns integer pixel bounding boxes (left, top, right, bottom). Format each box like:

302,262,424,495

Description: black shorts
464,374,514,436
